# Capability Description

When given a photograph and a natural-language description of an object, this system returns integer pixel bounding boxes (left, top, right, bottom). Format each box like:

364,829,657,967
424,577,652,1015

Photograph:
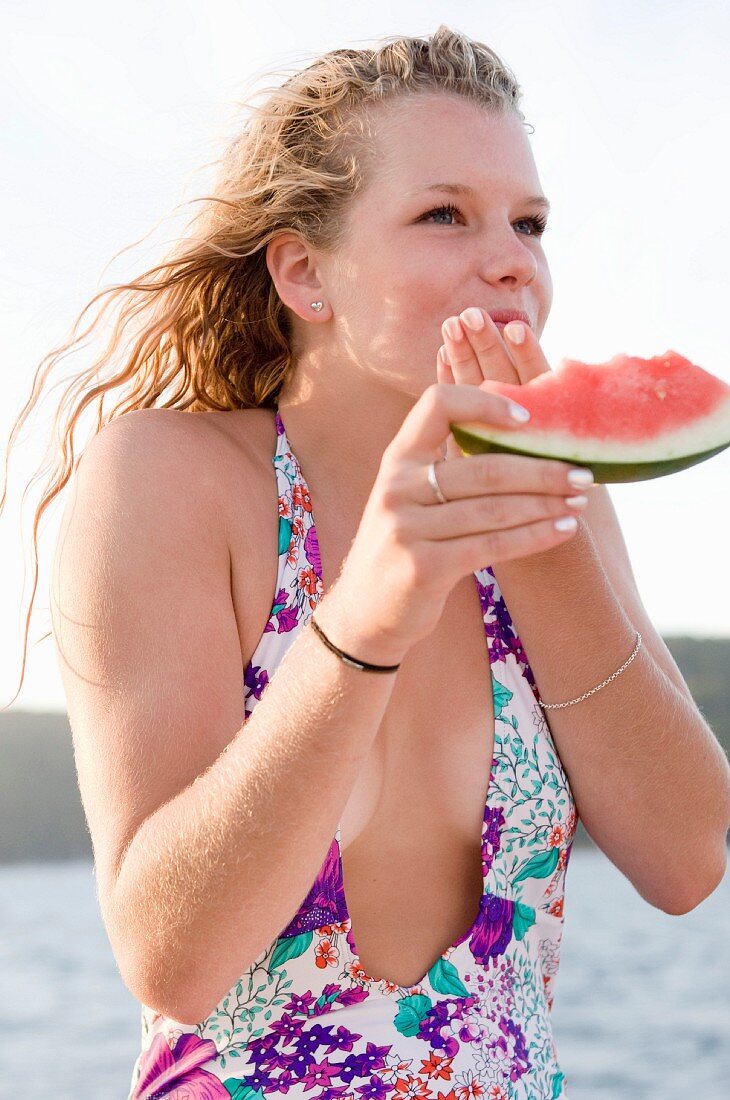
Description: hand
437,307,551,460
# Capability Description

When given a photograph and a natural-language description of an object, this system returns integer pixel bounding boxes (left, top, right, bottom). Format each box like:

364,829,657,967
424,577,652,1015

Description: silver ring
427,459,448,504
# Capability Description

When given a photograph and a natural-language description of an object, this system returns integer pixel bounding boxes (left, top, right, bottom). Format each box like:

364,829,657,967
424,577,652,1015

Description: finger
502,321,552,385
393,381,531,465
456,307,519,382
420,448,596,506
436,347,464,462
436,344,455,385
441,314,492,385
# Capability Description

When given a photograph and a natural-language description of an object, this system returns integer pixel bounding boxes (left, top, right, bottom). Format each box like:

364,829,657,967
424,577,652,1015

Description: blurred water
0,847,728,1099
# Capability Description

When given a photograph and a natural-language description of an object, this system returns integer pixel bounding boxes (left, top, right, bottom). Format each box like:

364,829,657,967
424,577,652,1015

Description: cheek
358,263,449,335
537,263,553,325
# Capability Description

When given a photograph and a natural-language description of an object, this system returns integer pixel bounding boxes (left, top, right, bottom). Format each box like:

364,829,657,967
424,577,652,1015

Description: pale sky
1,0,729,713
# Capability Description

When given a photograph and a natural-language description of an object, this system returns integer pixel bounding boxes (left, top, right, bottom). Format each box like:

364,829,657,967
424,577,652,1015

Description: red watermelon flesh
449,350,730,483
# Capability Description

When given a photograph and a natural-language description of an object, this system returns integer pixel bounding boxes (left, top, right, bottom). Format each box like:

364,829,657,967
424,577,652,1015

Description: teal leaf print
393,993,433,1037
427,957,469,997
513,847,560,884
512,901,536,941
269,931,313,971
224,1080,266,1099
551,1070,566,1097
277,516,292,555
492,677,513,719
314,988,341,1009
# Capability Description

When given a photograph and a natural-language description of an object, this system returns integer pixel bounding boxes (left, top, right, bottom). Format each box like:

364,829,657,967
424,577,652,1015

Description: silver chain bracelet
538,631,643,709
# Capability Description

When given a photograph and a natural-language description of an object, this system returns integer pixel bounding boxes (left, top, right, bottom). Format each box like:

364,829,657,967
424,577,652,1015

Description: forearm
112,579,403,1025
491,518,730,913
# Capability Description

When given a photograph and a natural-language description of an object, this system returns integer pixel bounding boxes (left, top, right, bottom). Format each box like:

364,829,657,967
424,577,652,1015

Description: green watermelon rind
449,426,730,484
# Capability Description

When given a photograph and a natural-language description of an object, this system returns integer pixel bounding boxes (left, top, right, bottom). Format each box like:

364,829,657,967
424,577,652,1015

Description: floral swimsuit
128,405,579,1100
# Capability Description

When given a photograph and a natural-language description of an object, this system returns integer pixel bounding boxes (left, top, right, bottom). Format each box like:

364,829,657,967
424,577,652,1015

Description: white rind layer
456,393,730,462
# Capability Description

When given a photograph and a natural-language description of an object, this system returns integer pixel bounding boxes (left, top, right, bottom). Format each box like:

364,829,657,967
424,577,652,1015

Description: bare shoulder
77,405,275,543
50,405,277,938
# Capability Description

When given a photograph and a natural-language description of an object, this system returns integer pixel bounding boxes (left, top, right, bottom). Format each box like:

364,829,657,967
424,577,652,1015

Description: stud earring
310,301,324,312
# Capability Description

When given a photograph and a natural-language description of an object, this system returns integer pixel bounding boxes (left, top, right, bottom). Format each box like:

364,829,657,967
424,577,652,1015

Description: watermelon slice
449,350,730,483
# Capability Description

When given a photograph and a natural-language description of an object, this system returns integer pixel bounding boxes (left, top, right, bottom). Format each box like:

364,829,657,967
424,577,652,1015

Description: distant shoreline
2,635,728,864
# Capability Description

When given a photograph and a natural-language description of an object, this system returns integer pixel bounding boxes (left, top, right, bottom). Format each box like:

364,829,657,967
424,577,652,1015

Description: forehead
366,93,539,193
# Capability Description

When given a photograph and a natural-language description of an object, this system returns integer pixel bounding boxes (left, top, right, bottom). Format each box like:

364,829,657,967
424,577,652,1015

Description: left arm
437,309,730,914
491,485,730,915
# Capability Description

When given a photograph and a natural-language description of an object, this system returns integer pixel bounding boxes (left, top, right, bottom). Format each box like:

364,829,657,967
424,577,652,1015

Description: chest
228,437,496,861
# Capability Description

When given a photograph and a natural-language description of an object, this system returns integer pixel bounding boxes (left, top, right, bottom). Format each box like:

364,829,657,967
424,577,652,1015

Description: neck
276,354,418,522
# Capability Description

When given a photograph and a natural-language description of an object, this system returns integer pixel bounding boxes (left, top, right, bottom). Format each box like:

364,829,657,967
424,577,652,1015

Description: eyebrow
410,182,551,214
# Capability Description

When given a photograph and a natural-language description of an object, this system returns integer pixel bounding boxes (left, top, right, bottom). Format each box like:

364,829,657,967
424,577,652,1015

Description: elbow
656,845,728,916
108,923,214,1027
124,959,214,1028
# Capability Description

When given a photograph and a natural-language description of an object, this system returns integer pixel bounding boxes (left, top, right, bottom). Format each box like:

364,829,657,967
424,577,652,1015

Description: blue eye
514,215,549,236
420,202,462,225
419,204,549,236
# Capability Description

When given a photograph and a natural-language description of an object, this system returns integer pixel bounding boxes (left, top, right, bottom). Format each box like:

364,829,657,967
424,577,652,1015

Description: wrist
314,583,412,669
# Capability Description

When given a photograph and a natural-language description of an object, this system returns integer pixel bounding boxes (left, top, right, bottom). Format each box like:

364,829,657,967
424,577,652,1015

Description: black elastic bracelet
309,615,401,673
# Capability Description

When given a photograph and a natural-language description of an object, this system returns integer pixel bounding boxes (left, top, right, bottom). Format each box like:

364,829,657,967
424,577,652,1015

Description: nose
478,232,538,288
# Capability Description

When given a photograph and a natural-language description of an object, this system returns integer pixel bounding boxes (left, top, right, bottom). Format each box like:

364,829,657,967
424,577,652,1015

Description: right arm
51,386,584,1027
50,409,401,1027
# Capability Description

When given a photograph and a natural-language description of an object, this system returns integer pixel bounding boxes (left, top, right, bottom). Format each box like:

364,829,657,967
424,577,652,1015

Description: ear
265,233,330,321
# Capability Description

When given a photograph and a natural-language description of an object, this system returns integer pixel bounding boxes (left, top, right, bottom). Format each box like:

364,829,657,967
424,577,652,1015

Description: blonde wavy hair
1,23,529,711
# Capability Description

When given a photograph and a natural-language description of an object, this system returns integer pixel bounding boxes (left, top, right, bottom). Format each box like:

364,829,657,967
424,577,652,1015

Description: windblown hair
1,23,528,710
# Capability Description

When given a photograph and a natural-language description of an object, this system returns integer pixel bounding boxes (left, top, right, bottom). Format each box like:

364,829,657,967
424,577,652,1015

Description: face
313,92,553,393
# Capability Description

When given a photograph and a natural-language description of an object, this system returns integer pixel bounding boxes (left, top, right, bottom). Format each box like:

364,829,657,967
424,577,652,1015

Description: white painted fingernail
504,322,525,344
555,516,578,532
439,344,450,365
508,401,531,422
461,307,485,331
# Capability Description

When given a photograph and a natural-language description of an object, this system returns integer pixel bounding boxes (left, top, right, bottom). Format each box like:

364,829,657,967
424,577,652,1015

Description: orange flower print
420,1051,455,1081
380,979,400,994
299,565,320,597
557,848,568,871
488,1087,508,1099
379,1052,415,1086
548,824,565,848
292,482,313,513
347,959,372,983
454,1071,486,1099
392,1074,432,1098
314,937,339,968
548,896,564,917
278,495,292,520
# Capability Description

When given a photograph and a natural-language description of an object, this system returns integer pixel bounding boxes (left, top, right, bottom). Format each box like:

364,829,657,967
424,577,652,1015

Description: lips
488,309,531,328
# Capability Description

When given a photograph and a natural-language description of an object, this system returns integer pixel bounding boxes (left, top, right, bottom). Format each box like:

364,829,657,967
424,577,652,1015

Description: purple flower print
418,1003,460,1058
132,1032,228,1098
337,1042,392,1087
469,893,515,965
353,1076,392,1100
304,524,322,577
244,662,269,705
278,839,348,937
478,572,537,689
482,805,506,877
264,587,290,635
276,602,300,633
500,1015,531,1081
